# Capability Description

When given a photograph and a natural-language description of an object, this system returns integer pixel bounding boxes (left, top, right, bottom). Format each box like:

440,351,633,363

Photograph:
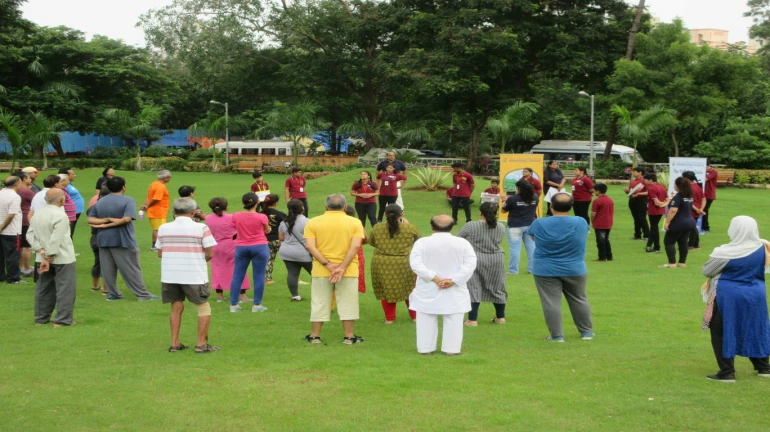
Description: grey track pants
99,247,153,299
533,274,592,338
35,262,76,325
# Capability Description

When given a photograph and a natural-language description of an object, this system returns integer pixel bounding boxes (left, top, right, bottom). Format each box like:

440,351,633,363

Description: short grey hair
157,170,172,180
57,174,68,182
173,197,197,215
326,193,346,210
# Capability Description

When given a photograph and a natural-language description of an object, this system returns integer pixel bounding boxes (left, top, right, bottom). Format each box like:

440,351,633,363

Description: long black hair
208,197,228,217
258,193,279,213
675,176,693,199
384,204,402,237
515,179,535,203
285,199,305,234
356,171,374,189
479,202,498,228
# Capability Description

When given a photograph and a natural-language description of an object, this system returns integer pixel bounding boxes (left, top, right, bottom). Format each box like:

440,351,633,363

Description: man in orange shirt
140,170,172,251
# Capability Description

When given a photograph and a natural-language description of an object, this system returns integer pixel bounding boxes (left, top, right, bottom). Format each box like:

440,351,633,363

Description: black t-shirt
543,169,564,192
502,194,539,228
265,208,286,241
95,176,108,191
667,193,695,232
376,159,407,174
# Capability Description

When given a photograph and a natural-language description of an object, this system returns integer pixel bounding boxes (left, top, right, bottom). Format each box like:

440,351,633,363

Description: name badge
456,185,460,190
299,187,304,192
571,185,576,191
384,181,389,186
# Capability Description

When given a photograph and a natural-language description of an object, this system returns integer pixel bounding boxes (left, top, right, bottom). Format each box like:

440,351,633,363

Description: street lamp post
210,100,230,166
578,91,595,178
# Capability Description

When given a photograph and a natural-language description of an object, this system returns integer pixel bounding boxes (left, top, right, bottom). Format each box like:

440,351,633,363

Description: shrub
120,157,187,172
189,149,218,161
411,167,451,191
734,170,770,185
394,150,418,163
90,147,117,158
143,145,189,159
184,161,213,172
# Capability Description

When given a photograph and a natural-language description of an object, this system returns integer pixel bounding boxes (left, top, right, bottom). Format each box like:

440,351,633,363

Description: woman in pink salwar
207,198,250,302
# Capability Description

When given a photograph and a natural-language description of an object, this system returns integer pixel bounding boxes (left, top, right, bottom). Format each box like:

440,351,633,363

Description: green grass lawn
1,168,769,431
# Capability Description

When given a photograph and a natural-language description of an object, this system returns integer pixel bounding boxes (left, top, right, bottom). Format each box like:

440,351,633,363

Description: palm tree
187,113,251,170
338,119,432,151
255,102,331,167
611,105,677,165
25,111,65,170
0,110,25,171
103,104,165,171
486,101,541,154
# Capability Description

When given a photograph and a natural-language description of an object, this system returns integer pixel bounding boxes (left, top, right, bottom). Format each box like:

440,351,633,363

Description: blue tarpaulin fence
0,130,193,155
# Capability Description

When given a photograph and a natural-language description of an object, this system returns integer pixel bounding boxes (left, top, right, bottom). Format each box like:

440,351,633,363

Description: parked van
214,139,302,156
529,140,644,164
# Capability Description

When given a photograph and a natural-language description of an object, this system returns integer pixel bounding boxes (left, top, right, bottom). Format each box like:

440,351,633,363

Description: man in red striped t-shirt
156,197,218,354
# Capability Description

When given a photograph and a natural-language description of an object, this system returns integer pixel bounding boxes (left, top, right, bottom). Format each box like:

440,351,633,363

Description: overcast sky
21,0,756,46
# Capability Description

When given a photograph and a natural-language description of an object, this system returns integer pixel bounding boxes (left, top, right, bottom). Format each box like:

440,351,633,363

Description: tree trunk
670,128,679,157
42,151,48,170
329,127,337,154
292,138,300,167
51,141,65,157
603,121,617,160
136,144,142,171
467,110,490,172
606,0,646,161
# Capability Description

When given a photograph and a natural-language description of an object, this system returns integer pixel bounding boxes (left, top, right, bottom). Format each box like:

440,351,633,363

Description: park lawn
1,168,769,432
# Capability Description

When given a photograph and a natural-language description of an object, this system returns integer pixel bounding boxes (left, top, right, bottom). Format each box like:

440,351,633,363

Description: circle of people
11,155,770,380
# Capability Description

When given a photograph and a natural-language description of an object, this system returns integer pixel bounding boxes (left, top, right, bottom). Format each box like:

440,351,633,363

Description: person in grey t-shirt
278,199,312,301
87,176,158,301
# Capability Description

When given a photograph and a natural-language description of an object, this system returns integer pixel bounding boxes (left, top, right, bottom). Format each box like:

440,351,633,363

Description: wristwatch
321,261,330,267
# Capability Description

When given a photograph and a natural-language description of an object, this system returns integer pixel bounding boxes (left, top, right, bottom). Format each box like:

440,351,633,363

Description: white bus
213,139,304,156
529,140,644,164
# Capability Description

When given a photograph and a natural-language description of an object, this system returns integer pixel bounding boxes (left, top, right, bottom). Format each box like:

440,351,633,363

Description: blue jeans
507,226,535,274
231,244,270,306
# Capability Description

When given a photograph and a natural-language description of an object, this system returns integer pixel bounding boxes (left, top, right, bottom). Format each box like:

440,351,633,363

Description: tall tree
0,110,25,170
486,101,541,154
25,111,65,169
103,105,166,171
610,105,677,165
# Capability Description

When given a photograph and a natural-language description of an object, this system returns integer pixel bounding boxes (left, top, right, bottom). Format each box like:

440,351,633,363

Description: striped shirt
62,189,77,222
0,188,22,235
155,216,217,284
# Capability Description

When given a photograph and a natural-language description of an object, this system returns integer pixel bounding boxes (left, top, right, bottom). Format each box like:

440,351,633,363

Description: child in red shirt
251,171,269,194
591,183,614,262
484,180,500,195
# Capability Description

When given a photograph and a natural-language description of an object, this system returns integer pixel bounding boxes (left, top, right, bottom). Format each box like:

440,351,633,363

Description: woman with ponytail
368,204,421,323
206,198,251,303
258,194,286,285
229,192,271,312
278,199,312,301
458,202,508,326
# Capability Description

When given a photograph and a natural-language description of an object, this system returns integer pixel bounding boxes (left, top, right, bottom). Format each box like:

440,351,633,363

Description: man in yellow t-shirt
303,194,365,345
140,170,172,251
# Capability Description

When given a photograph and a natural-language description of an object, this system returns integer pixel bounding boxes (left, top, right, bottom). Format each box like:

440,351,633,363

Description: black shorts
161,282,210,304
20,226,30,248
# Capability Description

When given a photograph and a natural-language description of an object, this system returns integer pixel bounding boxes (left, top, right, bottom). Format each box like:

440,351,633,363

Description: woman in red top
350,171,379,228
571,166,594,225
625,167,650,240
230,192,271,313
521,168,542,196
376,164,406,222
643,173,669,253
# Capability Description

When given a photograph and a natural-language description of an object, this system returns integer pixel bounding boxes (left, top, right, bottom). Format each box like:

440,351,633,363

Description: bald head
4,176,20,189
430,214,456,233
550,193,573,215
45,188,65,207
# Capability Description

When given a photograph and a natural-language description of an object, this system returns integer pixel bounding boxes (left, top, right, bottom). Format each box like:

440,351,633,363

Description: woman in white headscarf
701,216,770,383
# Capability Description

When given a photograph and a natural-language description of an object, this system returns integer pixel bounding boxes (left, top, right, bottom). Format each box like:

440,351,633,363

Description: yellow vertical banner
500,153,545,218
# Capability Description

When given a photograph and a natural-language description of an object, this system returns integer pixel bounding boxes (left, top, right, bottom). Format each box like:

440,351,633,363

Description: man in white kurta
409,214,477,355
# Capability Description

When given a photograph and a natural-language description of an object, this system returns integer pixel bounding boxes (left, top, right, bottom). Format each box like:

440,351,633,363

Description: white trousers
416,311,464,354
395,182,404,209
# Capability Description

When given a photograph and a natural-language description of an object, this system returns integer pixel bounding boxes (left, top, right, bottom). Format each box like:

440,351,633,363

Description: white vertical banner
668,157,707,195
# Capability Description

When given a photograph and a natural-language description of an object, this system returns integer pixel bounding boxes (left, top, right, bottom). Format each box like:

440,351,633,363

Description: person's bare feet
464,320,478,327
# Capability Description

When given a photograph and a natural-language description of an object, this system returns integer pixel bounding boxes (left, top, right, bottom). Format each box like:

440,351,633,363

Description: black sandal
343,335,364,345
168,344,189,353
194,344,220,354
304,335,321,344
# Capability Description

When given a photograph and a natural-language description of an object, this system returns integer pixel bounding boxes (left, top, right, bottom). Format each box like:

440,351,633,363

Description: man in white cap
22,167,42,194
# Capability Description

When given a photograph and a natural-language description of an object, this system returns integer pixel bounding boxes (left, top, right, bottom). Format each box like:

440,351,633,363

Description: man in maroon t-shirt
450,163,474,224
590,183,614,262
702,161,718,233
644,173,668,253
284,168,308,216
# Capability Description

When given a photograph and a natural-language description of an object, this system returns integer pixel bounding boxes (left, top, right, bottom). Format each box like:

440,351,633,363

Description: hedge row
733,170,770,185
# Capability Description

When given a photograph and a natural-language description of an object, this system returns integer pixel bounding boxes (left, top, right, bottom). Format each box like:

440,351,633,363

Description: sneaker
265,280,275,285
297,280,310,285
506,271,519,276
758,370,770,378
106,294,125,301
581,331,595,340
291,297,304,302
150,247,159,252
138,295,161,301
229,305,242,313
252,305,268,312
545,335,565,343
707,374,735,383
645,246,653,252
216,298,225,303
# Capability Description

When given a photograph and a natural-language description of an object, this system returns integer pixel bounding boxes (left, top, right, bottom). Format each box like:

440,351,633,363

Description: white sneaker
252,305,268,312
229,305,242,313
216,298,224,303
